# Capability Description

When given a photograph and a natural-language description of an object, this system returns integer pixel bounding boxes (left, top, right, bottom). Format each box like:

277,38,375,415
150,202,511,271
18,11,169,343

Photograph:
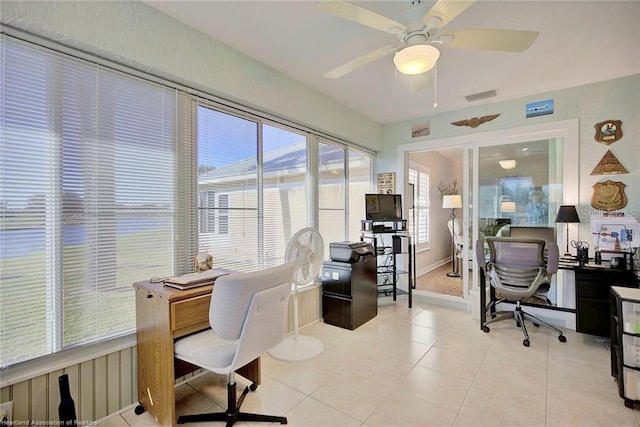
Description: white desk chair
174,263,294,426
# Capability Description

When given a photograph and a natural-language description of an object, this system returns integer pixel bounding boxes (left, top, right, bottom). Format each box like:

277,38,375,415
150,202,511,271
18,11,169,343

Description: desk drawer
576,279,610,300
171,294,211,338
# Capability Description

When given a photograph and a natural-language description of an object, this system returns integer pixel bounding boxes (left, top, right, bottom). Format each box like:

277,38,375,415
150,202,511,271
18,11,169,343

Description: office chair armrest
546,243,559,274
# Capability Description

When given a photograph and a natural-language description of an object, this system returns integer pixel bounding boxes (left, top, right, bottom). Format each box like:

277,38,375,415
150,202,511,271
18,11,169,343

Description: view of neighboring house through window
197,107,310,270
409,164,431,246
0,35,374,369
318,140,346,256
348,148,373,241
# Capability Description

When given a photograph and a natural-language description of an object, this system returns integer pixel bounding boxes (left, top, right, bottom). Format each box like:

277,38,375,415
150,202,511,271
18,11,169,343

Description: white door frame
396,119,579,313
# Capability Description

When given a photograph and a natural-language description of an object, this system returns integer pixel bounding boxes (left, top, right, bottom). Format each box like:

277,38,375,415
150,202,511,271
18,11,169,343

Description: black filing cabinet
321,256,377,330
575,266,637,338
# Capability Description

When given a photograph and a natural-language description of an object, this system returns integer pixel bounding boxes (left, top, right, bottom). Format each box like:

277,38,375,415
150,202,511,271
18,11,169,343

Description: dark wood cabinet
575,267,637,337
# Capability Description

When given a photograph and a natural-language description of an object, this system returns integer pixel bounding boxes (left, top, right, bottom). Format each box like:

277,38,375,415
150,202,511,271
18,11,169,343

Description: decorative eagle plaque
451,114,500,128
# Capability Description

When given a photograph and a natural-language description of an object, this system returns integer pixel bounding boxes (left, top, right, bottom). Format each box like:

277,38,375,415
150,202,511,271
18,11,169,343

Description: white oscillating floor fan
269,227,325,361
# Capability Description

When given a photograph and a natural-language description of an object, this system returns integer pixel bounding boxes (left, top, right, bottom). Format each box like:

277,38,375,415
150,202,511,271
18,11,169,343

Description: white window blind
0,36,176,367
197,106,258,271
262,124,308,267
408,164,430,245
197,106,309,270
347,148,372,241
318,141,346,255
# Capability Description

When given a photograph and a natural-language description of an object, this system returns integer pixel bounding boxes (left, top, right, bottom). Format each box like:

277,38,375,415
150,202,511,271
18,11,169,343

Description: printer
329,241,374,263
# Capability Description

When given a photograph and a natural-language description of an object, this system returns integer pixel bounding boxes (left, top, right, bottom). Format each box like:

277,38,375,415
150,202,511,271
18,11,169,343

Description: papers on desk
559,260,579,268
163,268,229,290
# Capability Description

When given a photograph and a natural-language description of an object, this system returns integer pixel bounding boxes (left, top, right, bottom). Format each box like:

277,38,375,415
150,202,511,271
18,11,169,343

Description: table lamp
555,205,580,257
500,201,516,213
443,195,462,277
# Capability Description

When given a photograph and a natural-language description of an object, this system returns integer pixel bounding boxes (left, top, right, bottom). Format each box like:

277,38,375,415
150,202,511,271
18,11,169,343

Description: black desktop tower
321,255,377,330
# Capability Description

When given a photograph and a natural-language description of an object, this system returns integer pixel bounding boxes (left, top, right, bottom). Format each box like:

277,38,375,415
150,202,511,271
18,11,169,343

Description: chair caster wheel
249,383,258,392
523,339,530,347
533,323,540,327
482,326,490,333
134,405,145,415
558,335,567,343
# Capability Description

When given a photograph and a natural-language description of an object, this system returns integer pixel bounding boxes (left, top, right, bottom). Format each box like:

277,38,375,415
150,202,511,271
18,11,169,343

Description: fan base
269,335,324,362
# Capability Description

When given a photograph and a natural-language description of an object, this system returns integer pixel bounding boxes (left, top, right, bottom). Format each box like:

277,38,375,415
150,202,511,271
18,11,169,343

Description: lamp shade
393,44,440,75
500,201,516,213
555,205,580,223
442,194,462,209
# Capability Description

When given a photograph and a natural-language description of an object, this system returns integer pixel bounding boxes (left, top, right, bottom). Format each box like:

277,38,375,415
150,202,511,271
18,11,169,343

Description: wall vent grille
465,89,498,102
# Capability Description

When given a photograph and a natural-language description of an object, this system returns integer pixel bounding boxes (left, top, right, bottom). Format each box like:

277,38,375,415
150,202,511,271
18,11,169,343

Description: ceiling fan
319,0,539,92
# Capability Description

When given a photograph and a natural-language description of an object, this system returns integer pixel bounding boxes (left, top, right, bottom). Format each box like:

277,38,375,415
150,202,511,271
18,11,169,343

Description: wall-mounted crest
594,119,623,145
591,150,628,175
591,180,627,212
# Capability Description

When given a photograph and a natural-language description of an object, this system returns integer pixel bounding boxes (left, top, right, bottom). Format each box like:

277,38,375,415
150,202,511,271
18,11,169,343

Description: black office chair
476,237,567,347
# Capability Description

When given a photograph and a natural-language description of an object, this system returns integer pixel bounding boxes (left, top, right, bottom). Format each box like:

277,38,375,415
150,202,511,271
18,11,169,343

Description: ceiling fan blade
319,0,406,35
409,70,434,93
422,0,476,30
324,44,398,79
440,29,539,52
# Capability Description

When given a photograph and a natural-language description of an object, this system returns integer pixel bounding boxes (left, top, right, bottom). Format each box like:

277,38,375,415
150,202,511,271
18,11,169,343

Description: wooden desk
134,281,260,427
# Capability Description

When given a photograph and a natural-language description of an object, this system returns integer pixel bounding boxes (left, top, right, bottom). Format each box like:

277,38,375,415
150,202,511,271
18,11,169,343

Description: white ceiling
145,0,640,125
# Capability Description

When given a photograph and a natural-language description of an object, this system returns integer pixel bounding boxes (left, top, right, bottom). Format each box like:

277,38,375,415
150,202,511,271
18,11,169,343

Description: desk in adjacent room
133,280,260,427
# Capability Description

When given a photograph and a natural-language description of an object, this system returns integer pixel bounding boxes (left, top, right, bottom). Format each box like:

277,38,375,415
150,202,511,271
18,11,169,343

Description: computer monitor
364,194,402,221
509,226,557,251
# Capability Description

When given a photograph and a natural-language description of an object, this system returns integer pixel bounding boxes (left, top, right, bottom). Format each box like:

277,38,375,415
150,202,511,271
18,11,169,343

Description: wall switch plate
0,401,13,425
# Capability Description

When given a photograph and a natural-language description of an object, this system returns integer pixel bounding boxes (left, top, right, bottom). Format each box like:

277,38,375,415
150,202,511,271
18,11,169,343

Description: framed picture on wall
377,172,395,194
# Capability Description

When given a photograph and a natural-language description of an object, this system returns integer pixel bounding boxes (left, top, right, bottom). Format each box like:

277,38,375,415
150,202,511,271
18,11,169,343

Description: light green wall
0,0,382,150
380,74,640,224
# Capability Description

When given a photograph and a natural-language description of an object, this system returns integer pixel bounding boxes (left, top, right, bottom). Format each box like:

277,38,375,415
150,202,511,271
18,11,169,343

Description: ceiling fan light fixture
499,159,517,170
393,44,440,75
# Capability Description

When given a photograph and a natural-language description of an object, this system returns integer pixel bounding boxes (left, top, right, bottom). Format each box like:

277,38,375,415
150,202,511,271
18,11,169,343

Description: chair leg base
482,305,567,347
177,412,287,426
177,382,287,426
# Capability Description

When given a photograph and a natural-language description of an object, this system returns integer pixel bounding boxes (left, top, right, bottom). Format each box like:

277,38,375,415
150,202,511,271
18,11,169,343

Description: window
0,36,176,368
0,34,374,369
197,107,309,270
409,164,430,245
318,141,346,255
348,149,373,242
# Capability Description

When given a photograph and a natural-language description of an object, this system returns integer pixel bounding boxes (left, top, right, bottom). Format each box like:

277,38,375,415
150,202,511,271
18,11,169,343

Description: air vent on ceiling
465,90,498,102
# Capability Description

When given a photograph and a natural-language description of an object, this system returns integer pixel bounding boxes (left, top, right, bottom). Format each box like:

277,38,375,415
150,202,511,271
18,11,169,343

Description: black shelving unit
361,219,414,308
611,286,640,408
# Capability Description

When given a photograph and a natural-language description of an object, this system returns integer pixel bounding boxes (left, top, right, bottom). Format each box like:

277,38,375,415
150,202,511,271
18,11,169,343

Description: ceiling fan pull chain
433,63,438,109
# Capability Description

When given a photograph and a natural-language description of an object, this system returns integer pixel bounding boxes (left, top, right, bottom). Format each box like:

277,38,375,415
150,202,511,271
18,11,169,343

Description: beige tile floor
102,299,640,426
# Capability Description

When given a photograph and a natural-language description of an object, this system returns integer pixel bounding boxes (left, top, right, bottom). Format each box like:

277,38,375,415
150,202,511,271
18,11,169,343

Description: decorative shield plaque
591,180,627,212
594,120,623,145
